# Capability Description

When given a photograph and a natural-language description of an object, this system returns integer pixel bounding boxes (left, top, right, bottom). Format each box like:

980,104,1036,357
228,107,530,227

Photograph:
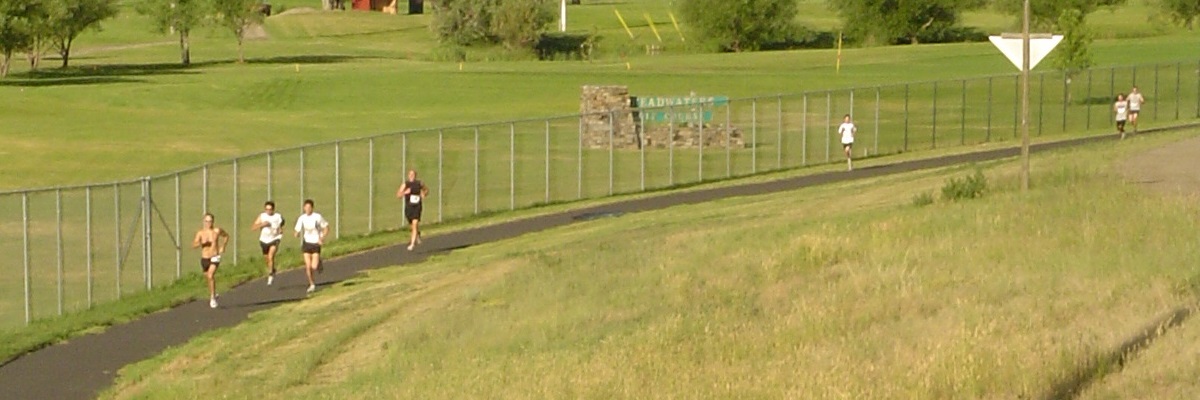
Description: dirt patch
1120,135,1200,197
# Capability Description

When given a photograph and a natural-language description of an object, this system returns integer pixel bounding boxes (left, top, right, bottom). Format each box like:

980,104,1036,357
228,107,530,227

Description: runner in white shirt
837,114,857,171
251,201,285,286
1126,86,1145,132
293,199,329,294
1114,93,1129,139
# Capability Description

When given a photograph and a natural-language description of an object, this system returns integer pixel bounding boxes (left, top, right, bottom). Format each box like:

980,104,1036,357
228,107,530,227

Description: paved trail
0,128,1188,400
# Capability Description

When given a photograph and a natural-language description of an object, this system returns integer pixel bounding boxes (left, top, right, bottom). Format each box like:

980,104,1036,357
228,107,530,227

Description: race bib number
211,255,222,263
409,195,421,204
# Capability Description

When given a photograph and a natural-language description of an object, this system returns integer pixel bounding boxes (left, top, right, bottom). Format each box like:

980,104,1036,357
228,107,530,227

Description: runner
837,114,857,171
1127,86,1146,133
396,169,429,251
251,201,285,286
1114,93,1129,139
294,199,329,294
191,213,229,308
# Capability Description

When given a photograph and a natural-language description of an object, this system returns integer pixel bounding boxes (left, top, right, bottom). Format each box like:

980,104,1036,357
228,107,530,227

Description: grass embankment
102,130,1200,398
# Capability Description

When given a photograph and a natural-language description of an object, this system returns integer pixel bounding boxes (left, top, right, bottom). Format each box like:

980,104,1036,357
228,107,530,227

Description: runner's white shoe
209,298,218,308
267,275,274,286
307,284,315,294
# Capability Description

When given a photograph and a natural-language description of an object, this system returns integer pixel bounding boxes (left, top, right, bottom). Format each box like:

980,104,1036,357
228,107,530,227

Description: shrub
912,192,935,207
677,0,801,52
941,169,987,201
431,0,553,52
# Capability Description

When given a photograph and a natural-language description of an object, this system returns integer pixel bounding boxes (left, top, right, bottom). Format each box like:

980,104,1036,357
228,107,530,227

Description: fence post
608,111,615,195
802,94,808,165
86,186,93,307
1062,74,1069,133
1086,69,1092,131
874,87,880,156
510,123,516,210
577,116,583,200
1110,67,1116,123
202,164,209,212
669,106,675,185
142,177,152,291
474,127,480,214
232,160,240,260
987,77,993,141
545,120,551,203
825,91,831,162
777,94,787,168
1175,62,1181,120
438,130,444,223
300,148,306,203
267,152,273,200
114,183,121,299
1011,75,1018,139
334,142,340,239
174,173,180,279
56,189,63,315
751,98,757,174
904,85,910,151
1038,73,1045,136
1153,64,1160,122
696,105,700,181
639,112,646,191
932,81,938,149
23,193,30,325
720,98,729,176
368,138,374,233
961,80,967,145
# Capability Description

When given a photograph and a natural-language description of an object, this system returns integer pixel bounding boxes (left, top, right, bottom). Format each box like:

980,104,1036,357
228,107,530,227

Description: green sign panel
637,96,728,123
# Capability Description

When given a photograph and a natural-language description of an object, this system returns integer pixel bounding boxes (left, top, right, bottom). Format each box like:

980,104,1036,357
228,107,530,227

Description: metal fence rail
3,59,1199,328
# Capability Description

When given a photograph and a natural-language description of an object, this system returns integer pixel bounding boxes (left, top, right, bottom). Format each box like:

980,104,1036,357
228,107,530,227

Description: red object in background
352,0,370,10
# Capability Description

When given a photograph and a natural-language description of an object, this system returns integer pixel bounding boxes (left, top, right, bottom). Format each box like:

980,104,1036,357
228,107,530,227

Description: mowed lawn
0,1,1198,190
103,130,1200,399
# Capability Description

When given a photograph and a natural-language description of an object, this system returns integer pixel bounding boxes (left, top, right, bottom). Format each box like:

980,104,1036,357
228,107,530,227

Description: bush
911,192,935,207
431,0,553,52
677,0,801,52
534,32,596,60
941,169,987,201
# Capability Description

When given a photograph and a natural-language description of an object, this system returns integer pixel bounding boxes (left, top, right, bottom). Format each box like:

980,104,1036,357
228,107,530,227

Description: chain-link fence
2,59,1198,328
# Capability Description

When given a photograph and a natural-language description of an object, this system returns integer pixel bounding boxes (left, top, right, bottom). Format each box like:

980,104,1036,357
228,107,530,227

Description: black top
405,180,424,206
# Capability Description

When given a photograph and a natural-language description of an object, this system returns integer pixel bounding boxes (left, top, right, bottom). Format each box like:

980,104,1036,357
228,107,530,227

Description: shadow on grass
0,54,364,87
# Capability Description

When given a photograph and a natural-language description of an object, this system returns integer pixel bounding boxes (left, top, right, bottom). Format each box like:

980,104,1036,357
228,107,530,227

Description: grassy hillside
102,129,1200,399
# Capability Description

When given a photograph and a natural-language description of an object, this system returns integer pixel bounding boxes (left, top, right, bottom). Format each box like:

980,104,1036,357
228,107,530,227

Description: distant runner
1114,93,1129,139
1127,86,1146,133
837,114,857,171
191,213,229,308
294,199,329,294
396,169,429,251
251,201,285,286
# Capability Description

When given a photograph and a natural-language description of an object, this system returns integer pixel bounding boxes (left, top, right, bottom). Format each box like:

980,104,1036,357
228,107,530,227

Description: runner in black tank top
397,170,430,251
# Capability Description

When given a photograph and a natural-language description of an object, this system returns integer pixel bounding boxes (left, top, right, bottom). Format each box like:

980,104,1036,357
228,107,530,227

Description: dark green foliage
829,0,986,46
1152,0,1200,30
991,0,1128,30
44,0,118,68
677,0,800,52
941,169,987,201
1053,8,1094,82
432,0,553,52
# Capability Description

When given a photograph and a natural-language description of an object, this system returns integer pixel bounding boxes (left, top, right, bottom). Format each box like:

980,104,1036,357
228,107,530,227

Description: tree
491,0,552,50
211,0,264,63
677,0,799,52
1053,8,1093,103
1152,0,1200,29
431,0,553,52
992,0,1127,30
828,0,985,45
136,0,206,66
44,0,117,68
0,0,40,76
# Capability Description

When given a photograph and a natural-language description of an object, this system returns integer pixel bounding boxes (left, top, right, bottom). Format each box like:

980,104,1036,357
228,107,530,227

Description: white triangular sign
989,35,1063,70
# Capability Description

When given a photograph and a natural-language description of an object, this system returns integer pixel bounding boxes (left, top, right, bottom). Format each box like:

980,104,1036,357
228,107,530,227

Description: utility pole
1020,0,1031,191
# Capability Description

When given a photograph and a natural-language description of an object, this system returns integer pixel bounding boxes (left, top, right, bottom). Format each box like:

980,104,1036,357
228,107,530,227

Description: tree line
0,0,266,77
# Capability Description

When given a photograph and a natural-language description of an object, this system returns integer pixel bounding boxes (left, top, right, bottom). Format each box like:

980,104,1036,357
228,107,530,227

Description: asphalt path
0,128,1187,400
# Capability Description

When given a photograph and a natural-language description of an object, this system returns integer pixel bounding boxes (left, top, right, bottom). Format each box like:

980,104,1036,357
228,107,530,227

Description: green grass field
0,0,1197,190
100,128,1200,399
3,0,1200,389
